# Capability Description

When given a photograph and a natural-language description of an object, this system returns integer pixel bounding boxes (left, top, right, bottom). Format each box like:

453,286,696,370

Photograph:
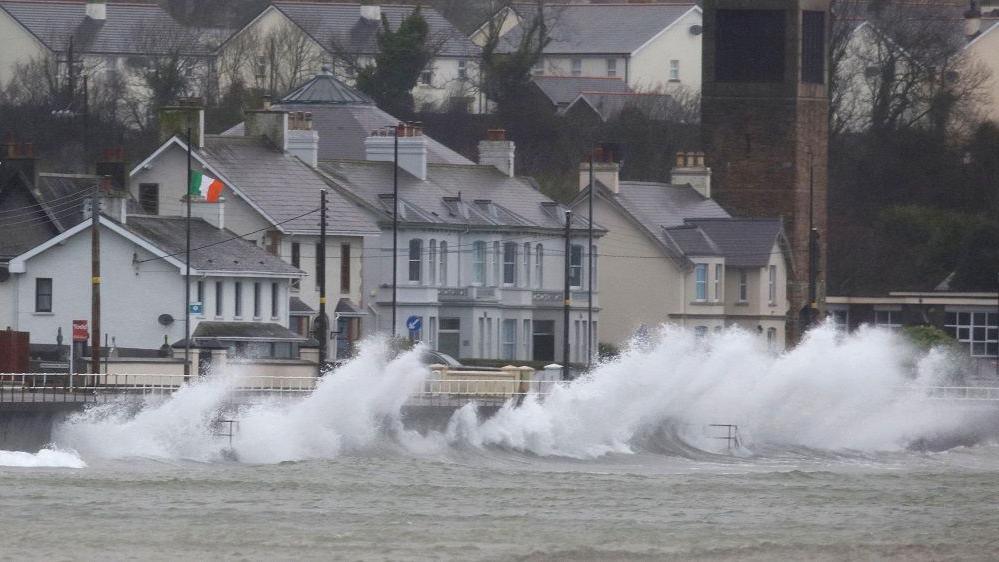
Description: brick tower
701,0,830,343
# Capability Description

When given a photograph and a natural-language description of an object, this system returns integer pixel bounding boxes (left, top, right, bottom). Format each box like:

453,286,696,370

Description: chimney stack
159,97,205,149
365,124,428,181
95,147,127,192
671,151,711,198
0,136,38,186
361,4,381,22
244,97,288,151
966,1,983,38
478,129,516,178
86,0,106,21
287,111,319,167
578,146,620,194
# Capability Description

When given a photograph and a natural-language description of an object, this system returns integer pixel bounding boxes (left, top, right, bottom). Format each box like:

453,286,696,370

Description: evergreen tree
356,8,432,118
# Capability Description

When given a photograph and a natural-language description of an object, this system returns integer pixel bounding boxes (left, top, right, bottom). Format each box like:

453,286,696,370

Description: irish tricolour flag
189,171,224,202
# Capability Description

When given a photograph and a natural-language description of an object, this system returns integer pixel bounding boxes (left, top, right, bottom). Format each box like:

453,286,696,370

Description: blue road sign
406,315,422,332
189,302,204,314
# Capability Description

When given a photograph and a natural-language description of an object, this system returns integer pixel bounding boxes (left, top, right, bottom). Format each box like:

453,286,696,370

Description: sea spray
0,448,86,468
446,323,988,457
50,325,993,463
53,338,431,463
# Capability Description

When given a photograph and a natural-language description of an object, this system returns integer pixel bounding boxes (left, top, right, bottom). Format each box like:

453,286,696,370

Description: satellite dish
158,314,174,326
689,24,703,36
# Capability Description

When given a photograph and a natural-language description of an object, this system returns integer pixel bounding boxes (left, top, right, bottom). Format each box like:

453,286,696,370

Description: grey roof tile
504,3,697,55
318,159,577,231
222,72,472,165
0,171,95,259
615,181,730,232
0,1,212,55
685,218,785,268
190,320,308,341
198,135,380,236
662,224,721,257
569,92,674,122
533,76,631,106
271,2,479,57
124,215,303,275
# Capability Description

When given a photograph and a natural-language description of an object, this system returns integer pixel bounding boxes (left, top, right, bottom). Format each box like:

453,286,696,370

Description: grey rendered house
317,130,602,364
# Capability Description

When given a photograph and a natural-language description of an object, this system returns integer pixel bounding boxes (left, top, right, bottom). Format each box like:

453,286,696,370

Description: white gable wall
0,9,51,88
629,7,702,92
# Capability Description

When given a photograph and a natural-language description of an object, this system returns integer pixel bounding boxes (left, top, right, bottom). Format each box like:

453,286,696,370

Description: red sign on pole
72,320,89,342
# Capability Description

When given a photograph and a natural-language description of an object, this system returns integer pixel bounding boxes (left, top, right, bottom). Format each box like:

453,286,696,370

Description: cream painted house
569,155,790,351
217,3,482,112
966,15,999,123
475,3,702,93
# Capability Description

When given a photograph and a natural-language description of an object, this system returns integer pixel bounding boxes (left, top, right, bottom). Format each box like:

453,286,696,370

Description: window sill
33,311,55,316
253,317,262,321
734,301,749,307
668,79,681,83
214,316,224,321
233,316,244,321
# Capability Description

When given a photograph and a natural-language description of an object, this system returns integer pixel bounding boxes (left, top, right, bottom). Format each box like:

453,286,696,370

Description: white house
129,99,382,360
217,2,483,112
317,128,603,364
0,0,217,126
476,3,703,93
570,153,791,351
5,208,308,369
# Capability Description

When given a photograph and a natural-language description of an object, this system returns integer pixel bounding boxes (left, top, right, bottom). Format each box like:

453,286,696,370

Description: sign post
71,320,88,390
406,315,422,343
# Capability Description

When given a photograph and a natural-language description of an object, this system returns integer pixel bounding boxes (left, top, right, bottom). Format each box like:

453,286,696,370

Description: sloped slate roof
281,69,374,104
124,215,303,275
222,72,472,165
197,135,380,236
569,92,674,122
0,171,95,260
662,224,721,257
190,321,307,341
615,181,729,231
319,159,583,231
504,3,697,55
0,1,211,55
271,2,479,57
685,218,784,268
532,76,631,106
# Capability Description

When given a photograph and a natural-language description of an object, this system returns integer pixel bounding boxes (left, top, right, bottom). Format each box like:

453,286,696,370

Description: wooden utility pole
563,209,572,381
90,188,101,376
318,189,327,375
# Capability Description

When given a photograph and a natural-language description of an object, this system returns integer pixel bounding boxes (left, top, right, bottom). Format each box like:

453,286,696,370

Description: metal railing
895,385,999,401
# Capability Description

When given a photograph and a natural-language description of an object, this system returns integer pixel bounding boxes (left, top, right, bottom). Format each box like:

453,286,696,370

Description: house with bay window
317,128,602,364
570,152,790,350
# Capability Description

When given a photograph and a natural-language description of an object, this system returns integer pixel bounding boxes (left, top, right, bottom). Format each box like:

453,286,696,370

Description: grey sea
3,447,999,561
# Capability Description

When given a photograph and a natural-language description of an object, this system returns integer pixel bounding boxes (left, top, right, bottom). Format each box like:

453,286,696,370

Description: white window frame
503,242,517,285
473,241,486,285
523,242,531,288
768,265,777,304
428,239,437,286
502,319,517,360
714,264,723,302
439,241,448,286
535,244,544,288
669,59,680,81
569,244,584,289
945,310,998,357
873,309,902,331
408,239,423,283
571,58,582,77
694,264,707,301
738,269,748,302
606,58,617,77
457,59,468,80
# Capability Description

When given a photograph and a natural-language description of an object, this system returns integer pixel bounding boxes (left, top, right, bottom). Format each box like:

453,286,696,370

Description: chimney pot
486,128,506,141
262,95,272,110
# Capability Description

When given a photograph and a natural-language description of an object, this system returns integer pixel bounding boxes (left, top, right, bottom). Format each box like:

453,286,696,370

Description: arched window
439,241,448,286
535,244,544,288
428,239,437,285
473,241,486,285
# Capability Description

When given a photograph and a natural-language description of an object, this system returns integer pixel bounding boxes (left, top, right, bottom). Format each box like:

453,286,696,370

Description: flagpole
184,127,192,380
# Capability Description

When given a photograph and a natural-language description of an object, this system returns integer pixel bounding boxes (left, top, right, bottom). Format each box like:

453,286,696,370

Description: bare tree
831,1,990,138
254,20,323,96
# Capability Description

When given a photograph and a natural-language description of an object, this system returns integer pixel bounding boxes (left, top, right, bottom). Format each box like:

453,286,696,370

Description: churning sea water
2,326,999,561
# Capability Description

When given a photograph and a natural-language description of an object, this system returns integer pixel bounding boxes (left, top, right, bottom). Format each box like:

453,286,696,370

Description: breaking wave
0,448,86,468
50,324,997,464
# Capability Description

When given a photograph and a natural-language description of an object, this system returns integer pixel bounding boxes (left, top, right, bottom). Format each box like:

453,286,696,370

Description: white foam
446,323,982,457
50,324,986,463
0,449,86,468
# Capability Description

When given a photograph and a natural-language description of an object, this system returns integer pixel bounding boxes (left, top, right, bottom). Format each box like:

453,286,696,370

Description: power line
0,189,92,215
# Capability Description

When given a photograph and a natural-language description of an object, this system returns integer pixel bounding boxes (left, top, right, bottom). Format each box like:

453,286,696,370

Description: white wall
629,7,702,92
13,222,291,348
0,10,48,87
